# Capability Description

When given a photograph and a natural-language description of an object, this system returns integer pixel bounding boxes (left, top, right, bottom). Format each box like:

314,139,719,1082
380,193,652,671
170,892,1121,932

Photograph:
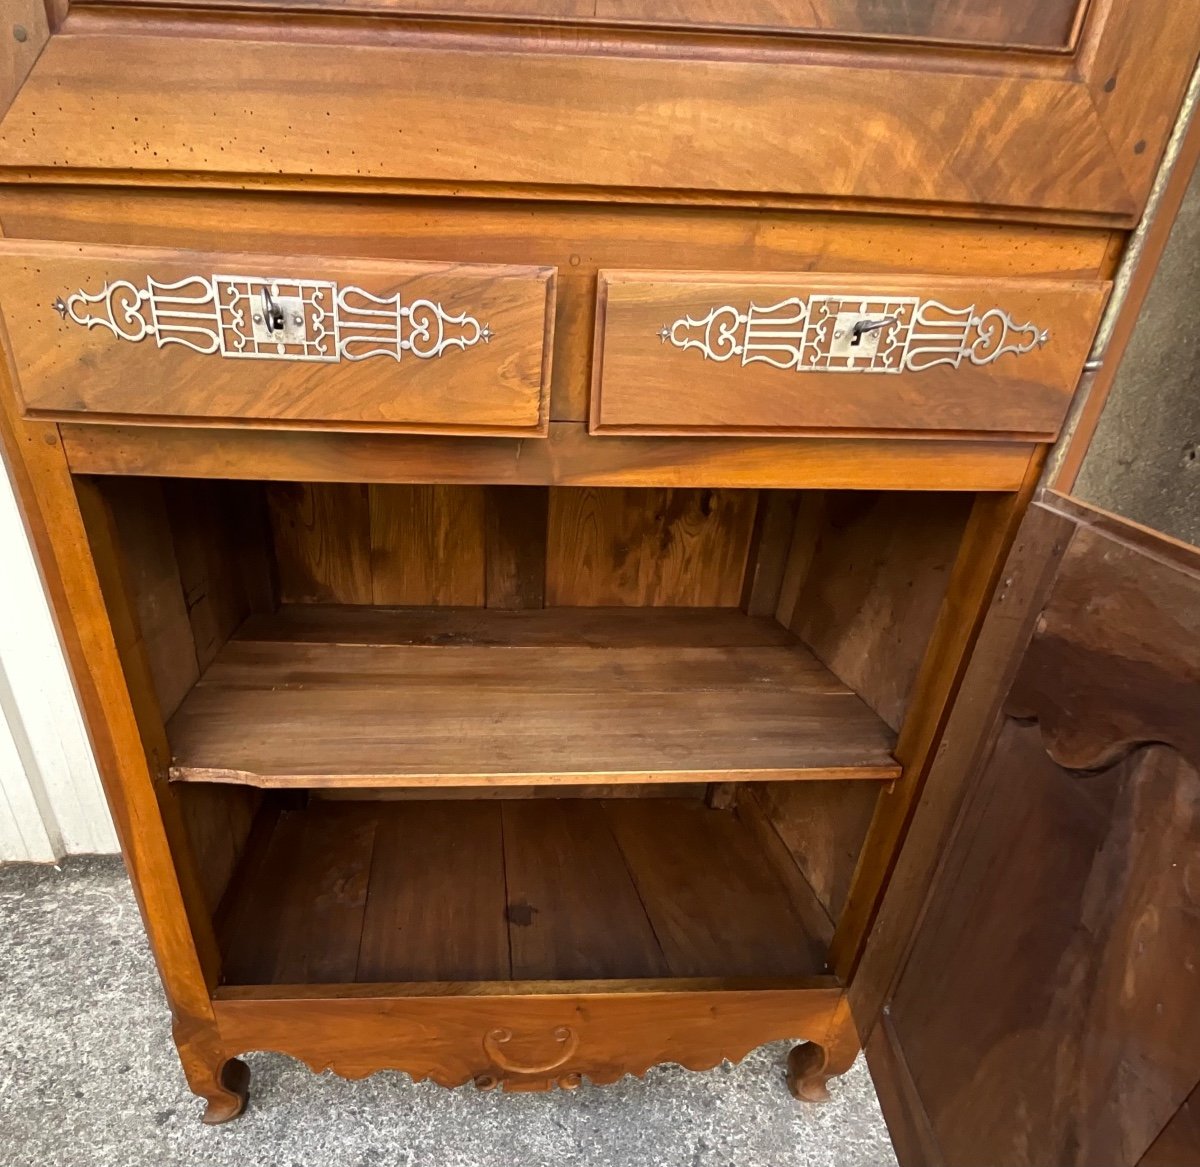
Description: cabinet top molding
0,0,1195,225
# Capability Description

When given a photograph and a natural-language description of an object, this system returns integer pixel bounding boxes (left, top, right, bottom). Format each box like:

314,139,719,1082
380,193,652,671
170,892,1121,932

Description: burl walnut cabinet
0,0,1197,1159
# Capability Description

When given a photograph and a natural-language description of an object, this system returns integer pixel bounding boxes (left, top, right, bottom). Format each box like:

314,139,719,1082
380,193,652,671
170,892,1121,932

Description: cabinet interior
76,475,975,990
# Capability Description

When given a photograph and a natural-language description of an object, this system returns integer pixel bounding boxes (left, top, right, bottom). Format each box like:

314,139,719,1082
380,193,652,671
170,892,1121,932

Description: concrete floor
0,856,898,1167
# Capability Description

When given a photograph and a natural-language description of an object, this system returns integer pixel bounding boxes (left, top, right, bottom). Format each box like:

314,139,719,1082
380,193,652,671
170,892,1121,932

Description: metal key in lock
830,312,899,359
260,287,286,335
249,282,309,347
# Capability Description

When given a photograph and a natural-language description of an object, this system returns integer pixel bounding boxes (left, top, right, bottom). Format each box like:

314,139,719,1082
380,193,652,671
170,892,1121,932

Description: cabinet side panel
786,491,972,730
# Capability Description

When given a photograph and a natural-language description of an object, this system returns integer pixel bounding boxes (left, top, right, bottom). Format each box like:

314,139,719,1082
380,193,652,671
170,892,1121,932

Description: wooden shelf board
167,606,900,787
217,798,832,986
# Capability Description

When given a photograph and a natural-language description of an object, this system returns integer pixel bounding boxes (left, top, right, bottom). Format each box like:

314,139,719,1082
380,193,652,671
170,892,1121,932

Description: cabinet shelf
218,796,833,986
166,606,900,788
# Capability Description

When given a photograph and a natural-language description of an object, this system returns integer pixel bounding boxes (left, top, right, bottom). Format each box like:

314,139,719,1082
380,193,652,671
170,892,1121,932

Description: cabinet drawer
592,272,1108,439
0,242,555,435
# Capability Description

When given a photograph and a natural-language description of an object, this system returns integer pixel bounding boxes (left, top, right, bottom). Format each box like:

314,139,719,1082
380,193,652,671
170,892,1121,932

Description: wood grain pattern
740,491,799,618
176,781,264,916
787,491,972,730
730,784,835,949
95,478,200,719
546,487,756,606
219,798,829,986
0,241,554,434
213,982,843,1093
750,782,881,923
358,801,509,982
369,484,486,606
0,0,50,120
162,480,269,671
594,0,1081,45
603,799,828,978
220,804,377,983
884,501,1200,1166
268,483,372,604
60,421,1037,492
78,0,1084,49
850,501,1076,1039
0,19,1150,218
1140,1082,1200,1167
166,608,900,787
594,272,1108,438
829,452,1044,977
234,604,798,648
0,186,1118,428
484,486,548,609
503,800,668,980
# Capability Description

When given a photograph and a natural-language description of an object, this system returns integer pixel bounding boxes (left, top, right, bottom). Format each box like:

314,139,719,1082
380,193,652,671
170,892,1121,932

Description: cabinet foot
786,1004,859,1103
174,1019,251,1124
197,1057,251,1125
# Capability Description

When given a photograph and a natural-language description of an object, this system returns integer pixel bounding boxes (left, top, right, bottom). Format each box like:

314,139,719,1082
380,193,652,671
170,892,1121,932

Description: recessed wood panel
0,241,554,434
369,484,487,606
546,487,756,606
594,272,1108,438
78,0,1084,49
0,19,1165,218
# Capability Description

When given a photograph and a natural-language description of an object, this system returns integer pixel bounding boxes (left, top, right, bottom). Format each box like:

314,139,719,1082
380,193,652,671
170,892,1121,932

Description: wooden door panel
83,0,1086,49
876,499,1200,1166
0,2,1194,221
593,0,1083,47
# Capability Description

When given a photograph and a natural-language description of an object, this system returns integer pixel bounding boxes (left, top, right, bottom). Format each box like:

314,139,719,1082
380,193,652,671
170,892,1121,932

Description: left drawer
0,242,556,435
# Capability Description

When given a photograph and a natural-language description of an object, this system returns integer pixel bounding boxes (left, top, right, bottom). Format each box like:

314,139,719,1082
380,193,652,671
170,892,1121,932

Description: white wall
0,464,118,861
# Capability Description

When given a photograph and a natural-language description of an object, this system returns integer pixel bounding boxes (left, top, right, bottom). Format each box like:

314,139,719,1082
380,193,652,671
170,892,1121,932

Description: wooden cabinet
0,0,1196,1151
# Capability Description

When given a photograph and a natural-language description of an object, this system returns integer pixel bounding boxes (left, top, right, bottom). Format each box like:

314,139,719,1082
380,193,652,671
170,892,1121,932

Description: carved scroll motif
54,274,492,364
660,294,1048,373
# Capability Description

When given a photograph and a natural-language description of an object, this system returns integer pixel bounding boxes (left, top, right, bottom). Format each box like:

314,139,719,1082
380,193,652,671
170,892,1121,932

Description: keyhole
261,288,285,334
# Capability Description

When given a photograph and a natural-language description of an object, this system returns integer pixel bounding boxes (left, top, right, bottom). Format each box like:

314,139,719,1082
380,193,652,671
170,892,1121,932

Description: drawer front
592,271,1109,439
0,242,554,435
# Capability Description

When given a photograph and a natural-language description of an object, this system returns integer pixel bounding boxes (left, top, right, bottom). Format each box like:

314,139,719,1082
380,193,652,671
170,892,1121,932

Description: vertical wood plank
604,799,827,977
485,486,548,609
221,805,378,984
357,801,509,982
369,484,486,606
750,781,881,921
739,490,801,617
789,492,973,731
163,480,254,671
268,482,372,604
100,479,199,719
503,800,668,980
175,783,262,915
775,492,826,626
546,487,756,606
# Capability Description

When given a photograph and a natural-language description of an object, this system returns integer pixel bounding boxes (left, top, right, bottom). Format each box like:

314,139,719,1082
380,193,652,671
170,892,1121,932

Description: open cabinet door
856,119,1200,1167
865,495,1200,1166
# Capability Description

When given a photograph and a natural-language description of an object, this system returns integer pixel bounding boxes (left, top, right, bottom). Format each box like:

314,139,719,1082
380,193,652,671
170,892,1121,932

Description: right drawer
591,271,1109,439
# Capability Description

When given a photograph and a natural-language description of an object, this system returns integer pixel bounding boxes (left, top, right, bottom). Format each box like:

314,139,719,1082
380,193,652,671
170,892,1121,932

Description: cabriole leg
173,1019,250,1124
786,1000,860,1104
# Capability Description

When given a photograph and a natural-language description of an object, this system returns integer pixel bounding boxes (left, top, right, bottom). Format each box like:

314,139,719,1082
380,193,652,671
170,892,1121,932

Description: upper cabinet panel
0,1,1195,222
81,0,1085,50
